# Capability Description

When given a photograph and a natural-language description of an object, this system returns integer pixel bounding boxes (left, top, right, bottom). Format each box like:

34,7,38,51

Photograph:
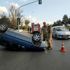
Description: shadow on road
0,47,44,52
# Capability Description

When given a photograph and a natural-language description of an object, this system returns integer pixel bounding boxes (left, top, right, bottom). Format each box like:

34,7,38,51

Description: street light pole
18,0,38,9
16,0,42,31
17,17,20,31
17,0,42,10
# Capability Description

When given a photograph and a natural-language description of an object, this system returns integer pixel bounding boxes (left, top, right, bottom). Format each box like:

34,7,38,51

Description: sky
0,0,70,25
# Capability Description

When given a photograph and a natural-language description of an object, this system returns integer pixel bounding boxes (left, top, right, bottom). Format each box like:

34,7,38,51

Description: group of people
42,22,53,50
28,21,53,50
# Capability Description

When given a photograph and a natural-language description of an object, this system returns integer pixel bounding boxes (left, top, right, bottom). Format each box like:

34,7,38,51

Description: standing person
47,25,53,49
42,22,53,50
42,22,48,41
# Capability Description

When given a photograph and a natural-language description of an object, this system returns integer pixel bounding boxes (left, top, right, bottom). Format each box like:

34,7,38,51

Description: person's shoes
49,47,52,50
46,46,52,50
46,47,49,50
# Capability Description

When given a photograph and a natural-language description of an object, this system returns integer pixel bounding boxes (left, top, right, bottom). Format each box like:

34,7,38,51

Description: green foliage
25,19,30,25
24,19,30,31
53,20,62,26
0,16,10,25
53,14,70,26
62,15,69,25
68,18,70,24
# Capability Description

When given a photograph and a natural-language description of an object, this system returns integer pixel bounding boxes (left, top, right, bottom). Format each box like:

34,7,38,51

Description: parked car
52,26,70,39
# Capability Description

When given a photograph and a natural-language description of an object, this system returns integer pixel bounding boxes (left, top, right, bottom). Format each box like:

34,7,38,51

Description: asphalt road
0,39,70,70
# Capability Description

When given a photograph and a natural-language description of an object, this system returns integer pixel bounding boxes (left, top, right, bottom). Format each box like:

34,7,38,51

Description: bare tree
9,3,22,29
